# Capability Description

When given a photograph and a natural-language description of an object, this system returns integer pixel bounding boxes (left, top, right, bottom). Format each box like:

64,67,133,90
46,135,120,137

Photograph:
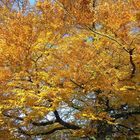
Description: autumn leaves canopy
0,0,140,139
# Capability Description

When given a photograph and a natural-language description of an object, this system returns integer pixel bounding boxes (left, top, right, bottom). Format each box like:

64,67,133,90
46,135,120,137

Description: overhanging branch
123,48,136,78
54,110,80,130
111,108,140,119
87,27,123,46
2,109,81,136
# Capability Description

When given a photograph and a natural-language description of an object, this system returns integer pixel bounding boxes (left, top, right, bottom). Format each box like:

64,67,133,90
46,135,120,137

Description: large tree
0,0,140,139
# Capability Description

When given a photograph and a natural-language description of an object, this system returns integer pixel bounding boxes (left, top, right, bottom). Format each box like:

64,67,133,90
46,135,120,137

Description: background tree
0,0,140,139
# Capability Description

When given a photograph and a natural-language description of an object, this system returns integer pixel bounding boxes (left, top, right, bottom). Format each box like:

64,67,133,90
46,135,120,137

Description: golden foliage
0,0,140,139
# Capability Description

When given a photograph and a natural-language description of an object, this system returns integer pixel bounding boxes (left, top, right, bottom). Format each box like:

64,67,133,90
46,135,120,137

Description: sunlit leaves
0,0,140,139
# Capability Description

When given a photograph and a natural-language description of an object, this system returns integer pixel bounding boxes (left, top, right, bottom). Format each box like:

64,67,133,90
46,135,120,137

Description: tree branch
86,26,123,46
123,48,136,78
70,78,84,89
117,124,137,135
54,110,80,130
2,109,80,136
111,108,140,119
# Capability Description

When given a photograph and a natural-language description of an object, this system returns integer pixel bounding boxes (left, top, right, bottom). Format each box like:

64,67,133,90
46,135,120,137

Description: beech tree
0,0,140,139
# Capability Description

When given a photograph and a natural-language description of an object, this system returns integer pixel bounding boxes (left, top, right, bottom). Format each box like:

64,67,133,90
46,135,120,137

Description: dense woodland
0,0,140,139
